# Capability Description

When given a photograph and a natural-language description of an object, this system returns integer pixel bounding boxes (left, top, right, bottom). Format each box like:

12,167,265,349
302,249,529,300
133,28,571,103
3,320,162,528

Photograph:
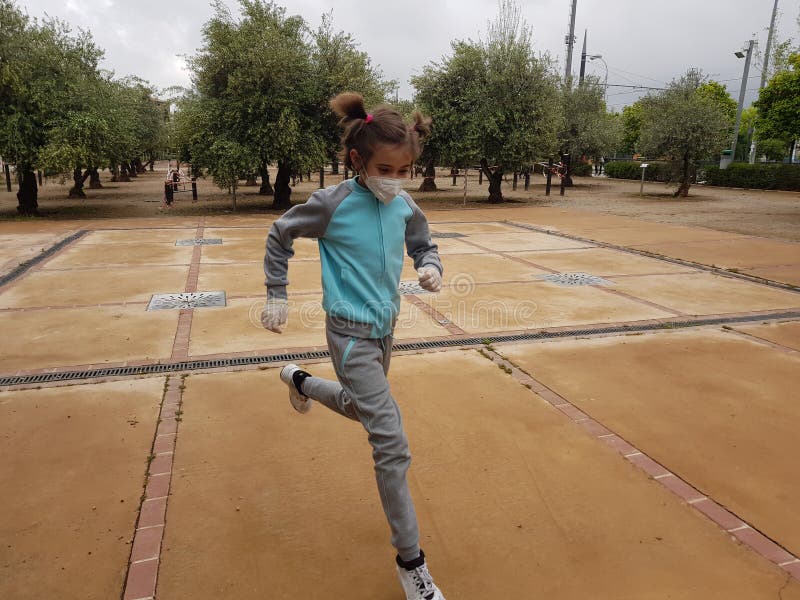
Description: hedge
570,162,593,177
702,163,800,191
605,160,673,182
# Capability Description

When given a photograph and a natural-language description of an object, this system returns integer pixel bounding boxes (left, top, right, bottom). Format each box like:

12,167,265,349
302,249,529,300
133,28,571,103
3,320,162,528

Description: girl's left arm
403,194,443,276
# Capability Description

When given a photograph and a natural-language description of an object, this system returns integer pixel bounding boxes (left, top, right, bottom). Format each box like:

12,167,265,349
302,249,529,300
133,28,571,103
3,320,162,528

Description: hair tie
365,114,373,124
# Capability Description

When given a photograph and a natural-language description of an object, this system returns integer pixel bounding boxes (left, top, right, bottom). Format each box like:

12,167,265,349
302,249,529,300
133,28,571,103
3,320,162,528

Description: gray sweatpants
301,326,421,561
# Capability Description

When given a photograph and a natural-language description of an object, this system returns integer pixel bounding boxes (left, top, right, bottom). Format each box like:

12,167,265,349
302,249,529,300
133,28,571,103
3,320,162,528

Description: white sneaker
396,552,445,600
279,364,313,414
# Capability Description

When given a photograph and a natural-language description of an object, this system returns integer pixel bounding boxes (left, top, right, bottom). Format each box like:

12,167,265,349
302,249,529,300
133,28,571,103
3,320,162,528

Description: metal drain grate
399,281,433,295
432,232,467,238
147,291,227,310
2,310,799,387
541,272,612,286
175,238,223,246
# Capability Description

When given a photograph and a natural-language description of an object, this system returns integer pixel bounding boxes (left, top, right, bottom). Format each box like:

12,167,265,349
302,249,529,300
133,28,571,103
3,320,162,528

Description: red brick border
479,347,800,582
122,374,185,600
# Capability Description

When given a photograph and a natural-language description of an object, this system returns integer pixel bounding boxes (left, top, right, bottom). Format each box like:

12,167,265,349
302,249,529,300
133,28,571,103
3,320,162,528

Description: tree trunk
109,164,119,182
480,158,504,203
68,167,89,198
89,167,103,189
674,155,691,197
418,158,438,192
16,168,39,216
232,181,237,211
147,160,155,171
245,174,258,186
119,163,131,182
259,164,274,195
135,158,145,174
331,155,339,175
272,161,292,210
127,161,138,178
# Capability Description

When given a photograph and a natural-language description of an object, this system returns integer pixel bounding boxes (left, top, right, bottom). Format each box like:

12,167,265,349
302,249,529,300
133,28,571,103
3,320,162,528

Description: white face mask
362,173,402,205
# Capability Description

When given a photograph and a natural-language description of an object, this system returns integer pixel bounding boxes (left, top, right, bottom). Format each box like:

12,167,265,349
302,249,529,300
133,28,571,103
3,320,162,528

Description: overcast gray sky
16,0,800,110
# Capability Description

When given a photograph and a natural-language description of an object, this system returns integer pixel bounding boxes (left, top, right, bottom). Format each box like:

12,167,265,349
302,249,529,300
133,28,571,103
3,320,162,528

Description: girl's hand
261,298,289,333
417,267,442,293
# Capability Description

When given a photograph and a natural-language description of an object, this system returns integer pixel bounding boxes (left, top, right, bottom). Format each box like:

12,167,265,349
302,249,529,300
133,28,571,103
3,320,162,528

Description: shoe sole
280,364,313,414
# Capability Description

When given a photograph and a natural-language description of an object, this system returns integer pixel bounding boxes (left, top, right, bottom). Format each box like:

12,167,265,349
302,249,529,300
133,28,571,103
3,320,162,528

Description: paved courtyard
1,207,799,599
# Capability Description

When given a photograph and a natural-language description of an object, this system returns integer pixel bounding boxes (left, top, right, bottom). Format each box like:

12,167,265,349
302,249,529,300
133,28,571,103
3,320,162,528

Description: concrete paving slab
464,232,595,252
500,329,800,556
201,238,319,263
0,378,162,600
437,253,549,284
428,237,484,255
0,266,189,308
557,224,747,246
509,247,692,276
42,242,194,269
631,238,800,269
0,305,177,372
430,222,521,234
203,227,270,241
608,272,800,314
189,296,326,356
731,321,800,351
742,265,800,287
157,354,800,600
420,281,673,333
80,229,198,244
197,261,321,297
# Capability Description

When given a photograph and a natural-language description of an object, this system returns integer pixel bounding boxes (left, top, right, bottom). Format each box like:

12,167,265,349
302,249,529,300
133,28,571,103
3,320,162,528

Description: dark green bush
703,163,800,191
605,161,673,182
570,161,593,177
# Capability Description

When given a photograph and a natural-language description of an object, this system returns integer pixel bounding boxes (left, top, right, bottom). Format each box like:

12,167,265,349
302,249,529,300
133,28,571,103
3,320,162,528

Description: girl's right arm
263,190,333,300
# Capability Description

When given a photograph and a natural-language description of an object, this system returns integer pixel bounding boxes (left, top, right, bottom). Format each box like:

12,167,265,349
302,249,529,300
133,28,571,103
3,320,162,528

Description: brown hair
329,92,431,170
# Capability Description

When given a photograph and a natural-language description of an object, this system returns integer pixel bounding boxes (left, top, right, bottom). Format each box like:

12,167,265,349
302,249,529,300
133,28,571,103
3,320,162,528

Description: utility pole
564,0,578,86
749,0,780,163
731,39,755,165
579,30,587,85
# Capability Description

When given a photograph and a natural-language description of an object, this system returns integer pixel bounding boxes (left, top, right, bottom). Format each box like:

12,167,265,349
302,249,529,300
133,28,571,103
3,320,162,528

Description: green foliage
620,100,645,154
560,77,621,159
754,53,800,142
0,0,168,205
697,81,737,126
604,161,673,182
757,138,790,161
703,163,800,191
411,0,561,201
178,1,388,207
638,70,731,196
570,161,593,177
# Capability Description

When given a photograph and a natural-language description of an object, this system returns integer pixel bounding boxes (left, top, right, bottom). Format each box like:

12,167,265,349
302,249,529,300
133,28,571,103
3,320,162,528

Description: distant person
262,92,446,600
598,156,605,175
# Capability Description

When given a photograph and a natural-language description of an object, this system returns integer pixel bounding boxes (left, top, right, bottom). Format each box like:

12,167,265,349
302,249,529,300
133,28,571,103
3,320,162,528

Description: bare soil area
1,163,798,241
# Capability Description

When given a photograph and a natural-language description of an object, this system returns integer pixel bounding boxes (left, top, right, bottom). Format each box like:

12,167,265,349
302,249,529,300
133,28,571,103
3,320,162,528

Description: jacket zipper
376,200,386,281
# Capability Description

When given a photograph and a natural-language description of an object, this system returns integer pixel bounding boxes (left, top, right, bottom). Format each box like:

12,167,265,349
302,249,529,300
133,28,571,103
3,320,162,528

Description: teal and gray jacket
264,178,443,339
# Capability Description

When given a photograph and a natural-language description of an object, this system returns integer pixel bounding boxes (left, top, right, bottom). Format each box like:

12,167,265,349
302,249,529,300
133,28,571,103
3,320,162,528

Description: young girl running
261,93,446,600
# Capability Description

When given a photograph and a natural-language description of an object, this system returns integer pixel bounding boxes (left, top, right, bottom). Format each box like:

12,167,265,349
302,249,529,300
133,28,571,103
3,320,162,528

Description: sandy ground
2,163,798,241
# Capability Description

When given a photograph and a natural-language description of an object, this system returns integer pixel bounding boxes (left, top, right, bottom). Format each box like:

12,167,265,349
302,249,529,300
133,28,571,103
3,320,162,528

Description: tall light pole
730,39,755,166
588,54,608,101
564,0,578,86
749,0,780,163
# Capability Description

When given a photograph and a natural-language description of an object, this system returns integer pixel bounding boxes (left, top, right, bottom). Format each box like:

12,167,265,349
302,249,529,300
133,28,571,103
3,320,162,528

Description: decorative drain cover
398,281,433,295
175,238,223,246
432,232,467,238
540,272,612,287
147,291,227,310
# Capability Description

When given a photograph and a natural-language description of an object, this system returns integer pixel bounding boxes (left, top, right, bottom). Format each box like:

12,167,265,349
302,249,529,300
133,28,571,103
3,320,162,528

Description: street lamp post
730,40,755,166
588,54,608,101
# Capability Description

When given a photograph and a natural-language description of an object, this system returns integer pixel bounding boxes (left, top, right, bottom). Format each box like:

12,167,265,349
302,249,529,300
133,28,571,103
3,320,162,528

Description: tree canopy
754,53,800,143
176,0,390,210
412,0,561,202
638,70,731,197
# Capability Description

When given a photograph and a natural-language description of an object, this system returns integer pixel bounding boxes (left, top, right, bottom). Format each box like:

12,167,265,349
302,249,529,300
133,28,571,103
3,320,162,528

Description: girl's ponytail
329,92,432,170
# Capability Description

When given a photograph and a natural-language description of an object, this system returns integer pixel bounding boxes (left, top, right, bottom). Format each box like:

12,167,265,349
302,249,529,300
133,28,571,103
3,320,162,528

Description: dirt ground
2,163,798,241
